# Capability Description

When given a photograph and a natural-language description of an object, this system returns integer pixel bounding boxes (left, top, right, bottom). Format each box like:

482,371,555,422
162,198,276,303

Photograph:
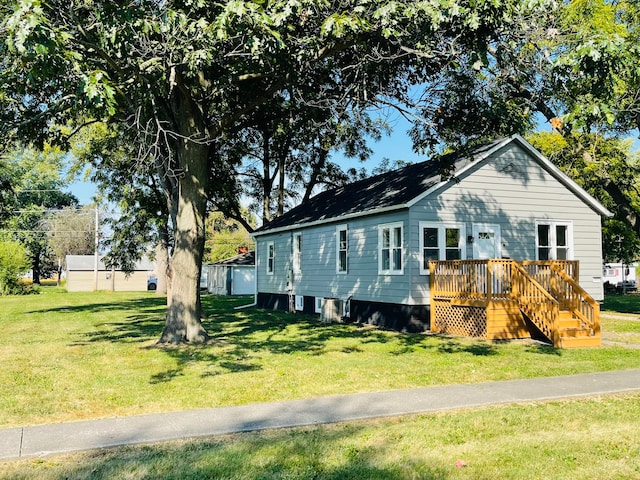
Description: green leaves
80,70,117,116
0,240,30,295
321,11,370,37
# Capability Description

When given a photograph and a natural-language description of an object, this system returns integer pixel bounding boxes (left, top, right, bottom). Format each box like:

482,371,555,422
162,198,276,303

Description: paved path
2,369,639,461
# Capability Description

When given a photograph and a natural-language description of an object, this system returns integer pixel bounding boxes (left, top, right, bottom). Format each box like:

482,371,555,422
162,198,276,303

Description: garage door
232,267,255,295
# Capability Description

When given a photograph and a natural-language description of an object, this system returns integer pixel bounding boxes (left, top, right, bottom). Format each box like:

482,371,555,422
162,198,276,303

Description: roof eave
251,204,408,238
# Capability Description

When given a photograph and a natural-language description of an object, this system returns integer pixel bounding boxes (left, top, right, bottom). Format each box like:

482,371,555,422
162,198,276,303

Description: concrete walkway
2,369,639,461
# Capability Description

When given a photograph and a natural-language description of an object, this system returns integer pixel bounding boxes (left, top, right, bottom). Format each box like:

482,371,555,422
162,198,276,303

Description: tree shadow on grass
27,295,167,316
392,331,560,357
47,293,553,385
436,339,498,356
25,422,455,480
146,309,396,383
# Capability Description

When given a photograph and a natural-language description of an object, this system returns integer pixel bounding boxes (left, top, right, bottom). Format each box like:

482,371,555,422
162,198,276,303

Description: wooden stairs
513,261,601,348
556,310,601,349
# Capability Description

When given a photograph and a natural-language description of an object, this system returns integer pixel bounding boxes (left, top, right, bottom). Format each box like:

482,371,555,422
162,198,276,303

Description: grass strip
2,393,639,480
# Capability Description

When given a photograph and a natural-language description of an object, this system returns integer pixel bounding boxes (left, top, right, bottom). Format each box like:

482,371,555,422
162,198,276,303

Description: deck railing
429,259,598,346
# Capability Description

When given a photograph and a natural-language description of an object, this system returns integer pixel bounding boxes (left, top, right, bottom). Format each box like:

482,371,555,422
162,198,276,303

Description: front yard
1,290,639,479
1,290,639,428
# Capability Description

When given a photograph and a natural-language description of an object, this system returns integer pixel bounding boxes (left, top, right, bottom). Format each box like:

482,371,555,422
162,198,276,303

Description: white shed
206,251,255,296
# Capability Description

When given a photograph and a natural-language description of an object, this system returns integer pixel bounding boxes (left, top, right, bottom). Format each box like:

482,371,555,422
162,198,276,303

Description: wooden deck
429,259,601,348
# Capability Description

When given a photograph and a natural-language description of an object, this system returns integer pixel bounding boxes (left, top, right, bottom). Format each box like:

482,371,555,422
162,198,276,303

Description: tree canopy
0,0,586,342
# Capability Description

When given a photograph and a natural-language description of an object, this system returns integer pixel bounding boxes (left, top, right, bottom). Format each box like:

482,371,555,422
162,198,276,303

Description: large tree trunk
155,234,169,296
159,143,209,343
262,129,272,222
158,83,210,344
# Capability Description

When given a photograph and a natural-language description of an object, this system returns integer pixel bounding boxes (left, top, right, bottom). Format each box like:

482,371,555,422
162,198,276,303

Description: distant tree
229,95,386,223
528,131,640,262
45,205,96,283
0,146,78,283
0,240,30,295
0,158,13,222
68,121,174,295
204,212,255,264
408,0,640,153
603,219,640,265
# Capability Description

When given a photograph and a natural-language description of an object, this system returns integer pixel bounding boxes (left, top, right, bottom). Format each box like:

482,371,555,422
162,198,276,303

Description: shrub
0,241,31,295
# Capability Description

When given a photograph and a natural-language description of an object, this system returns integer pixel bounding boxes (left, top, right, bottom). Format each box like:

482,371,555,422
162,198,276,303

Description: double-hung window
266,241,275,275
419,222,465,274
292,233,302,274
336,225,348,274
378,222,403,274
537,221,572,260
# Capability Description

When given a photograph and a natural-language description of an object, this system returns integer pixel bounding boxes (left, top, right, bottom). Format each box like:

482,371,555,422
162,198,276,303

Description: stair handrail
511,261,561,346
548,263,600,336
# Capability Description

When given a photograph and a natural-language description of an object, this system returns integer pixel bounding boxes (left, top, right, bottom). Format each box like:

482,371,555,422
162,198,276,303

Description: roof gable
253,135,611,236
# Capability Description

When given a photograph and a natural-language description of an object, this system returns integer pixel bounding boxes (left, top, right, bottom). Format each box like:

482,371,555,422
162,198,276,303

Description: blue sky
68,112,639,207
68,112,425,206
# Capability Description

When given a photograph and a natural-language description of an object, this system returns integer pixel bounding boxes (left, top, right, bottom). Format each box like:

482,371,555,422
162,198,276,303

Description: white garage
206,251,255,296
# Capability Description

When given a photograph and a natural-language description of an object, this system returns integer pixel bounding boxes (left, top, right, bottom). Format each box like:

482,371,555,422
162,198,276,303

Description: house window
336,225,348,274
267,241,275,275
537,222,572,260
295,295,304,311
315,297,323,313
419,222,466,274
293,233,302,274
379,222,403,274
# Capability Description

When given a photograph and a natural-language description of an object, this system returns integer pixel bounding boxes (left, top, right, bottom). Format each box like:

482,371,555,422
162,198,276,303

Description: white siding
256,142,606,306
256,211,412,304
409,143,605,301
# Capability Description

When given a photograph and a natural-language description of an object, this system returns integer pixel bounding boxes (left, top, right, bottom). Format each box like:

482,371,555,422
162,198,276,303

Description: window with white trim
315,297,323,313
419,222,466,274
266,241,275,275
336,225,348,274
378,222,404,274
536,221,572,260
292,233,302,274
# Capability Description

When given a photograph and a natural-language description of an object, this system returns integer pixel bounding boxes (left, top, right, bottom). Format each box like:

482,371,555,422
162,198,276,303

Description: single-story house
206,250,256,296
65,255,155,292
252,135,611,347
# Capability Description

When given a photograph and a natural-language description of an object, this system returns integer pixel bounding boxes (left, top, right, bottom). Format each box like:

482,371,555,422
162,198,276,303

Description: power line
4,209,94,215
0,230,94,234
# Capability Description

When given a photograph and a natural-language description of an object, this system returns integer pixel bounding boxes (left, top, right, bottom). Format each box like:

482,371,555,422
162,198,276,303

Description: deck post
486,259,492,305
429,260,437,332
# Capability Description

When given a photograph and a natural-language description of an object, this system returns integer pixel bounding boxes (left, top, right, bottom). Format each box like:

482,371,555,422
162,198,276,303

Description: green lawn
1,290,640,479
1,290,639,428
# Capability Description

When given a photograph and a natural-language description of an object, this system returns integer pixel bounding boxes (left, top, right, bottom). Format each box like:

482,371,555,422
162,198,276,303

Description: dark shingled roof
255,138,506,234
211,250,255,266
